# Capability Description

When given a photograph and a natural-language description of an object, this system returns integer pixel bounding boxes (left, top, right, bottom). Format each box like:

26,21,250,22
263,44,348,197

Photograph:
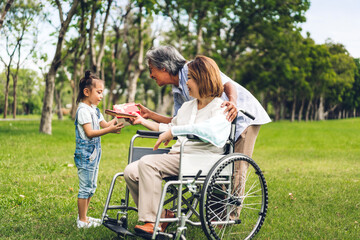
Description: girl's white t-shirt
76,102,104,140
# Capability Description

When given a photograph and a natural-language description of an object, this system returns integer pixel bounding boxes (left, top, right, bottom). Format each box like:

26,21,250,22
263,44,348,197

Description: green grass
0,118,359,239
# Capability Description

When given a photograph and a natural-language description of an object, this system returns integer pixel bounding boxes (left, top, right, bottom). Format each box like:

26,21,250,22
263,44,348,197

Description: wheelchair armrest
136,130,163,137
136,130,178,140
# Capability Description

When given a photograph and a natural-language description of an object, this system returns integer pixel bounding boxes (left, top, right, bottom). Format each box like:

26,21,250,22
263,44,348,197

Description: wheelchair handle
194,170,202,180
239,109,255,120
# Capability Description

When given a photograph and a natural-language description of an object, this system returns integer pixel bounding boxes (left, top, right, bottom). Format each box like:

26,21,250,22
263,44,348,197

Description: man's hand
221,101,237,122
136,103,152,119
153,129,173,150
128,113,144,125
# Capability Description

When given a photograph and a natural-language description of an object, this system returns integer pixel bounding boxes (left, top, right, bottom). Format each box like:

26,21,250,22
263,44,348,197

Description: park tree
346,58,360,117
0,0,43,119
105,1,131,111
158,0,310,119
39,0,80,134
67,0,89,119
0,0,14,30
88,0,113,76
322,42,356,119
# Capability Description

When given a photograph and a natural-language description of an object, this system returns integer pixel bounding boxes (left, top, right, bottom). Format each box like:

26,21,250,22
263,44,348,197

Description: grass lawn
0,117,359,239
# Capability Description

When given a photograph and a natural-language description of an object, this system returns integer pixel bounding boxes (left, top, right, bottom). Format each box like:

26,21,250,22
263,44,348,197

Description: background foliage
0,0,359,131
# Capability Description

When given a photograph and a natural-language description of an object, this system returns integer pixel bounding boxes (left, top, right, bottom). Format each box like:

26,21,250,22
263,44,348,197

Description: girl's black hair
76,70,101,104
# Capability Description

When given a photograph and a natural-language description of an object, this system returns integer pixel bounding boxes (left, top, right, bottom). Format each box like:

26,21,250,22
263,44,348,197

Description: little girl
74,70,123,228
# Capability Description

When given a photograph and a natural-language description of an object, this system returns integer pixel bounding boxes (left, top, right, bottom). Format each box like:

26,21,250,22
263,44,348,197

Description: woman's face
149,63,172,87
186,75,200,99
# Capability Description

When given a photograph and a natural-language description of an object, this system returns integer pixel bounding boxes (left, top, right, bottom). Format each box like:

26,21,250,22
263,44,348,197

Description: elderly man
137,45,271,218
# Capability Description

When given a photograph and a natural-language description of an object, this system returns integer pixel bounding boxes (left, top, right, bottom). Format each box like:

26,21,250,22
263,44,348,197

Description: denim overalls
74,106,102,199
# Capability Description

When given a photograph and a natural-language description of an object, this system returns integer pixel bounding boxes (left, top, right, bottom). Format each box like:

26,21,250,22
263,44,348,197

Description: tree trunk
280,98,286,120
291,93,296,122
127,7,145,103
70,62,79,119
12,72,18,119
318,95,325,120
196,26,203,54
70,1,87,119
261,92,268,112
39,0,79,134
107,44,117,111
0,0,14,30
305,100,312,122
298,97,305,121
313,99,318,121
40,68,56,134
55,87,63,120
89,0,112,75
273,99,280,122
3,64,11,119
156,87,173,116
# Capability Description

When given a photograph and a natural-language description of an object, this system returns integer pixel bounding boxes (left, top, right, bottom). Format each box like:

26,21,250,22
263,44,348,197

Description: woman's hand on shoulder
153,129,173,150
221,101,237,122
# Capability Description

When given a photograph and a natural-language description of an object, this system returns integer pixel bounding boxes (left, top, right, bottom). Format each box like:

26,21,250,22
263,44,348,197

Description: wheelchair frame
102,119,268,240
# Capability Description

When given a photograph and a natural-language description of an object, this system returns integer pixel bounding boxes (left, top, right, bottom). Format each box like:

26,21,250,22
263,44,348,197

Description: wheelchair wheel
199,153,268,240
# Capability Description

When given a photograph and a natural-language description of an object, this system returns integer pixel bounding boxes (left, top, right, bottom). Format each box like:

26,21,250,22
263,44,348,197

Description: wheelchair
101,112,268,240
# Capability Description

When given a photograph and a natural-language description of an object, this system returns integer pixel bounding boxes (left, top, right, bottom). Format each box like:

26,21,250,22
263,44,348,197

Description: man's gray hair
145,46,187,76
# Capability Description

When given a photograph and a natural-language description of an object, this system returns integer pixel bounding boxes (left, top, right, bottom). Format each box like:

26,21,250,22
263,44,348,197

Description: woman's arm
136,103,172,124
222,81,238,121
131,113,160,131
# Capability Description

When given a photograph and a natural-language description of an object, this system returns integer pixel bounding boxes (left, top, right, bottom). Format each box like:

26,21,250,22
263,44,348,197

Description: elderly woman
124,56,231,235
138,46,271,218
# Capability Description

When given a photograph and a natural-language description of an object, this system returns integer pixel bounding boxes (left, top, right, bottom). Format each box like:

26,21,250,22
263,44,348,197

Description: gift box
105,103,140,118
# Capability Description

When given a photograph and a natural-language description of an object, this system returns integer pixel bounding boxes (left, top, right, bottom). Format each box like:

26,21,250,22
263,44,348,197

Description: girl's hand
153,129,173,150
108,121,124,133
136,103,152,119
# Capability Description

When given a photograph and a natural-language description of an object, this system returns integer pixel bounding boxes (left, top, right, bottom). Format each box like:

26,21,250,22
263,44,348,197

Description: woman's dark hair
76,70,101,104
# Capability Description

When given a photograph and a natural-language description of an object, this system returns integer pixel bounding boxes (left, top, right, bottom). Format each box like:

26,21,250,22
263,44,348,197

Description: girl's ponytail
76,70,100,104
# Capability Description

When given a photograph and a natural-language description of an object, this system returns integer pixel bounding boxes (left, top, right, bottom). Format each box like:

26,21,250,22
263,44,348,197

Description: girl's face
83,79,104,106
186,75,200,99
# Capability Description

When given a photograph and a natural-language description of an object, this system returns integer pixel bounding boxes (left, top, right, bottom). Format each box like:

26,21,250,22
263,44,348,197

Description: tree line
0,0,359,134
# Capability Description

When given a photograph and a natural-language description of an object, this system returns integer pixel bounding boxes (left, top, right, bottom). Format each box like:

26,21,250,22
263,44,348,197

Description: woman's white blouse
159,98,231,155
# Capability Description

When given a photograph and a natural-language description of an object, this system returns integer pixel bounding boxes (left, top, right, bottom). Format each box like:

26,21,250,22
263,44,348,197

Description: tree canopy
0,0,359,134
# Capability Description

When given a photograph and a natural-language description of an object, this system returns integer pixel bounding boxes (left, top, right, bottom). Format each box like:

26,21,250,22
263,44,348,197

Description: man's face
149,63,172,87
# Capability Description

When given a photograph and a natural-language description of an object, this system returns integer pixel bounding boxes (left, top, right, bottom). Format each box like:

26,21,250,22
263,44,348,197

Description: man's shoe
134,222,158,234
161,209,175,231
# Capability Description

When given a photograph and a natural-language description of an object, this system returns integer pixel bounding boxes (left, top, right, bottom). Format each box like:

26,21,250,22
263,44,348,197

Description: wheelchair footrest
103,220,136,237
